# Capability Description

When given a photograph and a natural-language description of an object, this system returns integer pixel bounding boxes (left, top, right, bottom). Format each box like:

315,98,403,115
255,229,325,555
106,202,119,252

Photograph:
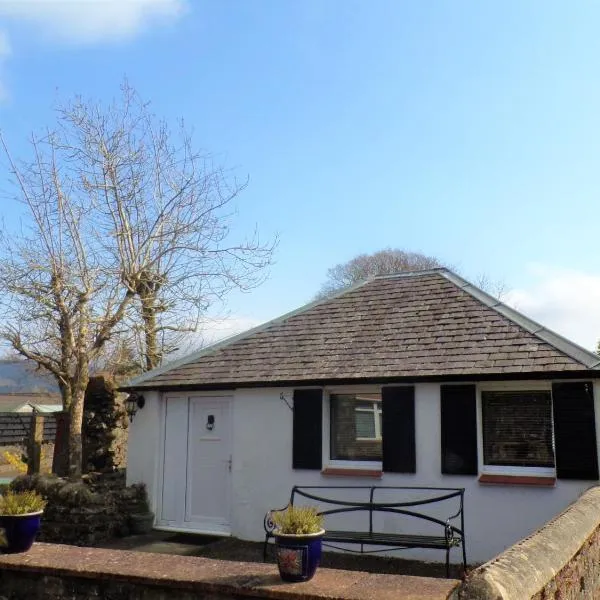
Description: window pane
356,410,376,438
330,394,382,461
482,391,554,468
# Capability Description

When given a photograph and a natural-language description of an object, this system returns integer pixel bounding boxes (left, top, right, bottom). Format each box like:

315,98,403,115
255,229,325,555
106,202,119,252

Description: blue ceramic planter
0,511,43,554
275,529,324,582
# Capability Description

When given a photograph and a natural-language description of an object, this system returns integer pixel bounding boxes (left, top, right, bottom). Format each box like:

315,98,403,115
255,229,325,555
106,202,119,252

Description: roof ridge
373,267,449,280
440,271,600,370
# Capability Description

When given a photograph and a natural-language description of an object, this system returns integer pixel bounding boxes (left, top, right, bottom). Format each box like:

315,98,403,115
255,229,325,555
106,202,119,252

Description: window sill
478,474,556,487
321,467,383,478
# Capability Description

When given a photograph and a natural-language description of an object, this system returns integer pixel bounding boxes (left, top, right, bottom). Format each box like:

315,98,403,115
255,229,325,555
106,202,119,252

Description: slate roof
127,269,600,390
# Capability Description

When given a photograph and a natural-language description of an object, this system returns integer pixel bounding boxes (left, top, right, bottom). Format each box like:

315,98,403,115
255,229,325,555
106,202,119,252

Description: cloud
504,265,600,352
201,316,265,346
0,0,187,44
168,315,265,359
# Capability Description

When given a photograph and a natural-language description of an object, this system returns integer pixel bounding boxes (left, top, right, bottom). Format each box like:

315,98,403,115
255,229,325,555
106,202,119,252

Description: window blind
482,390,554,468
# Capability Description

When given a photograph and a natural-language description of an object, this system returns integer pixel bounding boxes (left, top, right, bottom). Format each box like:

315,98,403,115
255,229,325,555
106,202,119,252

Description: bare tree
56,83,276,370
0,132,134,476
0,84,275,474
315,248,443,299
472,273,508,300
316,248,507,300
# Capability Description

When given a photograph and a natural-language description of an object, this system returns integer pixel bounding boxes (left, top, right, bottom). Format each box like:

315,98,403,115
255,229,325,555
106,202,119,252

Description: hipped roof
126,269,600,391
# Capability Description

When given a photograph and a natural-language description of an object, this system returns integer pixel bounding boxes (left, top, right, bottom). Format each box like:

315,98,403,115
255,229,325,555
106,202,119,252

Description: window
482,390,554,471
355,400,382,440
330,393,382,461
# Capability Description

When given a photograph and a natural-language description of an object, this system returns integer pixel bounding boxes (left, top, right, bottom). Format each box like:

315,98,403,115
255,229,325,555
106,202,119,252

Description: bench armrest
264,504,289,535
444,520,455,545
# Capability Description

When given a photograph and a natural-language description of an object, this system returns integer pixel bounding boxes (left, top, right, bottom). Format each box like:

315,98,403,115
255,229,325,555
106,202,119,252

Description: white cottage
124,269,600,564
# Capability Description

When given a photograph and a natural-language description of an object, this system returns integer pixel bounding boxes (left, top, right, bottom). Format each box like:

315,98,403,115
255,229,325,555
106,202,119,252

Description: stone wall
82,375,129,473
457,486,600,600
52,375,130,476
0,543,458,600
9,471,148,546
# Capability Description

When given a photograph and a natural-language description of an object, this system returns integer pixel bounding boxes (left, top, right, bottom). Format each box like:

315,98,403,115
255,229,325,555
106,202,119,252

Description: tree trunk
51,411,70,476
27,412,44,475
52,385,73,476
140,289,160,371
68,384,87,477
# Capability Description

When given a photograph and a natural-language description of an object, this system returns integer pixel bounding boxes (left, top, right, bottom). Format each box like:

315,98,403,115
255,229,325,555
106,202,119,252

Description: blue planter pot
275,529,324,582
0,511,43,554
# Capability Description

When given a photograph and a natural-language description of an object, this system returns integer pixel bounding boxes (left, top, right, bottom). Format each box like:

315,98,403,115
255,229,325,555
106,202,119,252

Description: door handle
228,455,232,472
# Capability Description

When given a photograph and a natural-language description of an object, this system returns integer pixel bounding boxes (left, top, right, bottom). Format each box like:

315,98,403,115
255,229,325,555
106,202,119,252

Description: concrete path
100,530,220,556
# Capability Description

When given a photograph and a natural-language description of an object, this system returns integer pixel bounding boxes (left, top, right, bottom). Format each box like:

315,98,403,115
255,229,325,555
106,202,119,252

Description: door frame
155,392,234,535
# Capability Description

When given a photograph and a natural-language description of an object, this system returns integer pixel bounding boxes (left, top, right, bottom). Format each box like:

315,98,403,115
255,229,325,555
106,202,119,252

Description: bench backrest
290,486,465,537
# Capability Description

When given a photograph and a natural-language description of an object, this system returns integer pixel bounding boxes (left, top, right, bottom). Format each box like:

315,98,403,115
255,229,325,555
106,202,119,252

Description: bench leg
445,547,450,579
263,536,269,561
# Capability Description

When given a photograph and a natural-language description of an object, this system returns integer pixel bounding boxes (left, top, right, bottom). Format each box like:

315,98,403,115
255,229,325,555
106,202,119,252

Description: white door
184,397,232,534
160,396,188,525
158,395,232,534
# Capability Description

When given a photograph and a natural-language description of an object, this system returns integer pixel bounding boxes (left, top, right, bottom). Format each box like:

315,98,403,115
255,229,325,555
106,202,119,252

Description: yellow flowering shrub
3,451,27,473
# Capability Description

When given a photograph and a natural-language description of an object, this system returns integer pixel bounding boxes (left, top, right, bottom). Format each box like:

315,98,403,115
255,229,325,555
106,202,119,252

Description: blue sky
1,1,600,349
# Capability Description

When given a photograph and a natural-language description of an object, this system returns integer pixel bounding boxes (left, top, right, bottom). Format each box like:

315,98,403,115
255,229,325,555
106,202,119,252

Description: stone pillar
27,411,44,475
82,375,128,473
51,411,71,477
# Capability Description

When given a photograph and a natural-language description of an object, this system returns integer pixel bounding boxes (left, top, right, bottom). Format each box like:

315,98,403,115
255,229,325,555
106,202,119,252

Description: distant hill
0,360,59,393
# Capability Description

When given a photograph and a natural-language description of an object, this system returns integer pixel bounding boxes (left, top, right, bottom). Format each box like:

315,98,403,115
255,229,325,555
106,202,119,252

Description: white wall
127,382,599,565
126,389,162,505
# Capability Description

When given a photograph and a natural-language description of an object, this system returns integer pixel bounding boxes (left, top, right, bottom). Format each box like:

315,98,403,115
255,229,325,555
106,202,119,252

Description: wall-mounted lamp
125,393,146,423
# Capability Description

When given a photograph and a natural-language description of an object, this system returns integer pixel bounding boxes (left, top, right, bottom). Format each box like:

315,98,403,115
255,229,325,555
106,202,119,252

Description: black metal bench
264,485,466,578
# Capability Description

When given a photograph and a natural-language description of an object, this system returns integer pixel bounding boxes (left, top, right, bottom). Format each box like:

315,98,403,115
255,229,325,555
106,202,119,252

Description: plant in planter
128,483,155,535
271,505,325,582
0,490,46,554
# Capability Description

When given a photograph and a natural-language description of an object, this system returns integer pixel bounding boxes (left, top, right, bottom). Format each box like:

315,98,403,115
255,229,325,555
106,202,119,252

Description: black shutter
553,382,599,480
440,384,478,475
382,386,416,473
292,389,322,470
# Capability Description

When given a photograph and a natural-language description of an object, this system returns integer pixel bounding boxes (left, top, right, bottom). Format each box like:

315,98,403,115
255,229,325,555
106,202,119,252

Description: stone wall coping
458,485,600,600
0,542,458,600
